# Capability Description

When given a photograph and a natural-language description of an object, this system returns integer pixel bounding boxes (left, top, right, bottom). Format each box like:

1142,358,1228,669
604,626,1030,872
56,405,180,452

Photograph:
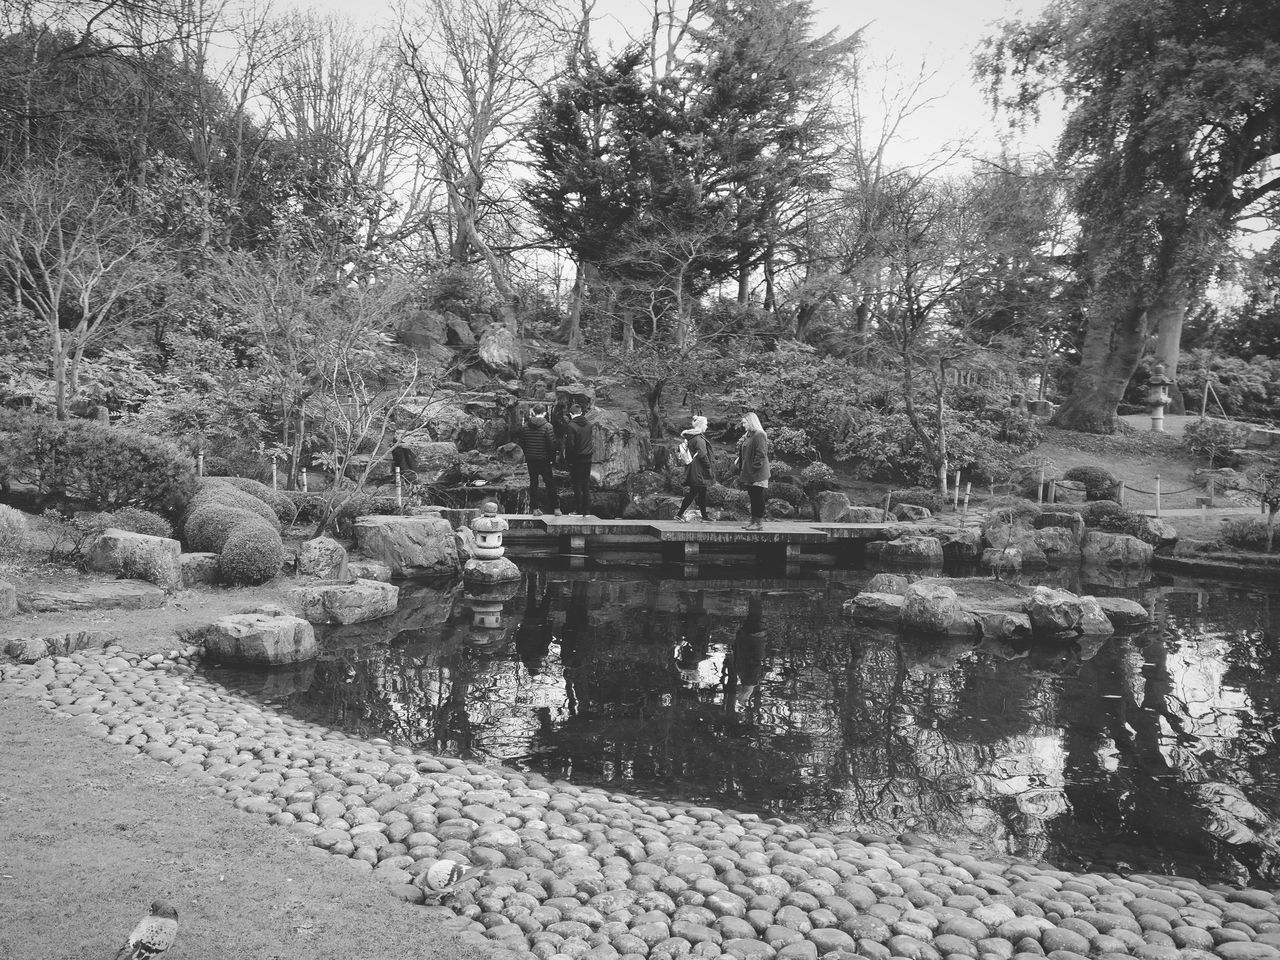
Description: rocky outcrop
865,573,910,595
347,560,392,582
21,580,165,613
297,536,349,581
880,536,944,565
286,578,399,625
1032,526,1082,559
1094,596,1150,627
180,553,221,587
396,309,447,349
1082,531,1155,567
939,528,982,560
462,556,521,583
1025,586,1086,636
84,528,182,590
812,491,851,522
4,630,109,663
892,503,932,521
844,592,904,623
587,407,651,489
1035,510,1085,541
200,613,318,665
478,325,523,377
353,515,460,577
1137,516,1179,549
900,581,979,636
846,506,885,523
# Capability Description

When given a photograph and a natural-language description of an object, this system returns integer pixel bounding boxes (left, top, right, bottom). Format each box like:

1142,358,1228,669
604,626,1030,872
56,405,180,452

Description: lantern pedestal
463,501,521,585
1148,362,1174,432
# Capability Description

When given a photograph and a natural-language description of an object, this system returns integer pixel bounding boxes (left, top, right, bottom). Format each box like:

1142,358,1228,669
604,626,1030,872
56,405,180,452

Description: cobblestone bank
4,647,1279,960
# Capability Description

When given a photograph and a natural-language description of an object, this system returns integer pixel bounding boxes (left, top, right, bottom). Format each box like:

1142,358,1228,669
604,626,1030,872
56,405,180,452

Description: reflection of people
560,580,591,716
562,403,594,516
676,416,713,523
726,593,766,708
674,590,711,684
517,404,560,516
514,571,553,676
734,410,770,530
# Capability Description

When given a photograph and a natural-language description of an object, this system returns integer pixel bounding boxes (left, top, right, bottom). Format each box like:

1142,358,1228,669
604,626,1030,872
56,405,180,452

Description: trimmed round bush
1078,499,1149,539
209,476,298,525
986,496,1043,523
184,503,259,552
800,462,838,490
1062,465,1120,501
192,482,281,531
1078,500,1128,524
107,506,173,539
705,484,749,512
218,519,285,585
889,488,946,515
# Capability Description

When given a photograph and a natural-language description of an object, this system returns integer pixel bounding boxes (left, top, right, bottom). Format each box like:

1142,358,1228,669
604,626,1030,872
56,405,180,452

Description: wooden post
953,471,961,512
882,492,892,522
961,483,971,518
395,466,403,509
271,455,278,491
301,469,308,493
197,448,204,477
1207,478,1215,507
1201,380,1210,418
1037,466,1045,504
1154,475,1162,517
1048,480,1056,504
1117,481,1126,505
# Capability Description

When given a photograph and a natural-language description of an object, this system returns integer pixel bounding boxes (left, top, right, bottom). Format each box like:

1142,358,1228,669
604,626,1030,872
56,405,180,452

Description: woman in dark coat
676,415,713,522
735,410,770,530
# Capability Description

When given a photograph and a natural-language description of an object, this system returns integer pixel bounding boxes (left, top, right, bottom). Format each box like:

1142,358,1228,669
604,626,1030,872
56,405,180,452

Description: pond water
203,562,1280,886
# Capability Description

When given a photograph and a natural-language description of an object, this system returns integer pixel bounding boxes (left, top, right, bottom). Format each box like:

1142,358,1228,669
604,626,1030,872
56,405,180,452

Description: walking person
562,402,594,516
675,415,713,522
517,403,560,516
735,410,770,530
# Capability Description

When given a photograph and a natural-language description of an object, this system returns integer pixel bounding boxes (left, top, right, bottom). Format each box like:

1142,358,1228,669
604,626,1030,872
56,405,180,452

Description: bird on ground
114,900,178,960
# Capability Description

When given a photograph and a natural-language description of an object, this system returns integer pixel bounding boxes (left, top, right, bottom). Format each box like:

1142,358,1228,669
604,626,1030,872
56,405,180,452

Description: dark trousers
679,486,708,518
526,458,556,512
569,460,592,514
748,484,766,520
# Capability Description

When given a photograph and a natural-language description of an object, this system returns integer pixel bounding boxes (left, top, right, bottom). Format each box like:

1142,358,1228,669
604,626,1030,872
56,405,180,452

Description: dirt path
0,692,493,960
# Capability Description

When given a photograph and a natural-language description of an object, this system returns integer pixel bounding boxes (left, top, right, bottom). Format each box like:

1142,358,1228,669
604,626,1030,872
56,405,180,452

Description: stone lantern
1148,363,1174,432
463,501,520,584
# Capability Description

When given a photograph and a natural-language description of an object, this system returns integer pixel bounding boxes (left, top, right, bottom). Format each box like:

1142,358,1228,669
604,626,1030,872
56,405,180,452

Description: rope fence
950,468,1227,520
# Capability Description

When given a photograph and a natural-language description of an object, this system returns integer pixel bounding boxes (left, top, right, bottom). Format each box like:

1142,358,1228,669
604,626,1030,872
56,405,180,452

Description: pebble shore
4,647,1280,960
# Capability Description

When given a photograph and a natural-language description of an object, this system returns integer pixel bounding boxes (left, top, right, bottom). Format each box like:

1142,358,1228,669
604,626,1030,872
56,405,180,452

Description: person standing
517,403,560,516
676,415,713,522
562,402,594,516
735,410,770,530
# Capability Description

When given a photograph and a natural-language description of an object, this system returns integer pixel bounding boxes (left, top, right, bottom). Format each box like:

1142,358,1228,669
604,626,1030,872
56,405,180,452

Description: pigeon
114,901,178,960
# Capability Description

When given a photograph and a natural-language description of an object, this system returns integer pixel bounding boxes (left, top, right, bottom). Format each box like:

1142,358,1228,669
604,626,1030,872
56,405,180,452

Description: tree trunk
558,262,584,346
1152,285,1189,414
1052,302,1150,433
934,382,948,498
647,379,666,440
51,327,67,421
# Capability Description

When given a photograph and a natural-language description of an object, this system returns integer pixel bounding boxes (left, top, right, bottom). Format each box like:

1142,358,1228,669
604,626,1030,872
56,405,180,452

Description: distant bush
985,496,1043,524
0,504,29,559
218,519,285,585
890,488,945,515
1221,517,1275,552
1183,418,1248,469
107,507,173,539
1062,465,1119,501
0,410,197,514
800,462,837,490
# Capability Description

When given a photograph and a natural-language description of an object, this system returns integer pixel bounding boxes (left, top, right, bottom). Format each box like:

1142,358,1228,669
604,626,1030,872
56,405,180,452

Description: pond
203,561,1280,886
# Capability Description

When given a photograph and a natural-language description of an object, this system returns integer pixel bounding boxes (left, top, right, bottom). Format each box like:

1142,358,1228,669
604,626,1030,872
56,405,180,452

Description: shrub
207,476,298,525
705,484,749,512
0,504,29,558
193,482,282,531
889,488,946,515
800,462,837,490
0,410,197,513
184,503,259,552
40,509,113,562
1078,500,1151,540
332,493,402,538
1062,465,1120,501
1222,517,1275,552
1183,418,1248,469
985,496,1043,524
767,481,807,507
218,519,285,585
107,506,173,539
1077,500,1128,524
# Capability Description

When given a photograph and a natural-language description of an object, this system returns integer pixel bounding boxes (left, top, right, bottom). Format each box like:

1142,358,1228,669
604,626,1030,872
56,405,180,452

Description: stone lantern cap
471,500,508,533
1148,363,1174,387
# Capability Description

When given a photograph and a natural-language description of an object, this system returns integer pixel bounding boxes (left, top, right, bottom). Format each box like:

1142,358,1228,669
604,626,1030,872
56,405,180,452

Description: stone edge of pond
1153,554,1280,581
3,645,1280,960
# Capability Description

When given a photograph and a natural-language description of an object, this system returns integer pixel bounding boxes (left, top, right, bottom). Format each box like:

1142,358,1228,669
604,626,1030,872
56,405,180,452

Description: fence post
962,483,971,519
395,466,403,510
1154,475,1161,517
197,448,204,477
953,471,961,512
1037,466,1045,504
271,455,278,491
1117,481,1126,505
1207,477,1215,507
301,469,308,494
882,492,892,522
1048,480,1056,505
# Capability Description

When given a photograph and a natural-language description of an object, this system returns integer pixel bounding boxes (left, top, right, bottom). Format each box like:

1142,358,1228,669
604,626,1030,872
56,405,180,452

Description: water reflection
205,569,1280,885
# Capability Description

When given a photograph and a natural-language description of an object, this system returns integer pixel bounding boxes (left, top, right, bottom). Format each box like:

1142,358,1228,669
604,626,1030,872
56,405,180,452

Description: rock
200,613,319,664
765,500,797,520
461,366,490,391
497,441,525,464
1033,527,1082,559
866,573,910,595
553,359,585,383
297,537,349,581
940,529,983,560
180,552,221,587
893,503,932,521
1092,596,1150,627
622,494,684,520
416,441,462,473
626,471,668,500
1077,596,1115,636
1137,516,1179,549
982,547,1022,574
976,610,1032,641
445,313,476,346
587,407,651,490
812,492,851,522
84,528,182,590
0,578,15,619
1081,532,1154,568
844,592,905,623
20,580,165,613
881,536,944,565
463,556,522,583
1034,511,1085,541
353,515,460,576
901,581,980,636
286,578,399,625
479,325,524,377
455,526,478,562
397,309,447,348
4,631,110,663
848,506,886,522
1025,586,1085,636
347,560,392,582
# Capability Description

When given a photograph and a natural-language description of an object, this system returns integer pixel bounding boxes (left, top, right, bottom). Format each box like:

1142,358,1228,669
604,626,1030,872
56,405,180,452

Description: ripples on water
205,563,1280,885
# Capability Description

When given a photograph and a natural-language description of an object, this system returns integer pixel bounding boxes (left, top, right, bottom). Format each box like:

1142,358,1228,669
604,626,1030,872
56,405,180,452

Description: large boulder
353,515,460,576
1078,596,1116,636
865,573,911,595
900,581,979,636
1025,586,1085,636
478,324,523,377
552,359,585,383
1035,510,1085,542
976,610,1032,642
892,503,932,521
0,578,15,619
84,528,182,590
880,536,944,565
4,630,109,663
1032,526,1083,560
939,528,982,560
347,560,392,582
812,491,851,522
200,613,318,665
396,309,447,349
1082,531,1155,567
847,506,885,523
297,536,349,581
1093,596,1151,627
1137,516,1179,549
982,547,1022,574
587,407,651,489
844,592,904,623
445,313,475,346
21,581,164,612
286,578,399,625
463,556,522,583
180,552,220,587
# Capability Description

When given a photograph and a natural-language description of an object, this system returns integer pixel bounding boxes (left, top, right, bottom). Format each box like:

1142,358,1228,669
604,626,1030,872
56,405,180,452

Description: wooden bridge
499,514,963,571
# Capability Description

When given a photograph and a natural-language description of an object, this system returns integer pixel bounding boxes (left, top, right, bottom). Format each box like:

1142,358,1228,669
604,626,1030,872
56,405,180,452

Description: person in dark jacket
675,415,713,522
517,404,560,515
735,410,770,530
562,402,594,516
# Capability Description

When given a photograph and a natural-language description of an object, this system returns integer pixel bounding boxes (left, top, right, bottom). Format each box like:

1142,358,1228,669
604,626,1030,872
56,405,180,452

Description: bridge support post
566,534,587,569
683,541,699,563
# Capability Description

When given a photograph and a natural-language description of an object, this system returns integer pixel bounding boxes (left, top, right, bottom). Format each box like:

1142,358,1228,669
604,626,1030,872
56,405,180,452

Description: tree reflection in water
206,569,1280,885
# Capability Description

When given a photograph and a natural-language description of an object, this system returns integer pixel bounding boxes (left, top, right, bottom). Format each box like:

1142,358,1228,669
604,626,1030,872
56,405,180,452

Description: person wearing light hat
676,414,713,522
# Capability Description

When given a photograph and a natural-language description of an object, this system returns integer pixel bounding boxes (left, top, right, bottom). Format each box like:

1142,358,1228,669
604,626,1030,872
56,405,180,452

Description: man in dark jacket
517,404,560,515
562,402,594,516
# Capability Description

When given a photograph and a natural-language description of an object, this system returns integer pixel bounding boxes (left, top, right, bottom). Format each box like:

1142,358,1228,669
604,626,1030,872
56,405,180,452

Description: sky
300,0,1059,164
